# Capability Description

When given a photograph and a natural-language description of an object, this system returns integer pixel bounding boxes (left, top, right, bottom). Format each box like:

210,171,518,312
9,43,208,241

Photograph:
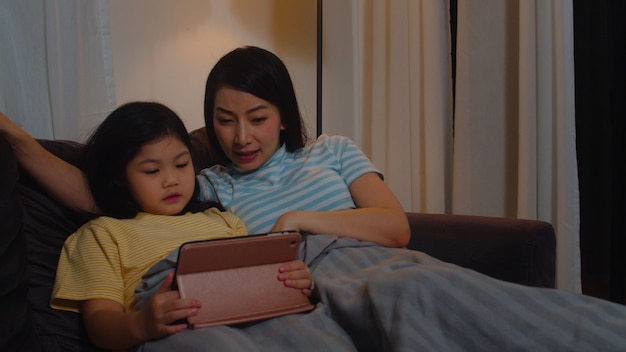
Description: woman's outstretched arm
0,112,99,214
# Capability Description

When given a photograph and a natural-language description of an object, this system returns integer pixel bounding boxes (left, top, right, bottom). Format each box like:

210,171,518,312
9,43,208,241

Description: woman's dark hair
83,101,221,218
204,46,308,163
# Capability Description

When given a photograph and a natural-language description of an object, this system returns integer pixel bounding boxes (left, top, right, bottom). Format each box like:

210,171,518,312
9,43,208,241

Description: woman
198,46,410,247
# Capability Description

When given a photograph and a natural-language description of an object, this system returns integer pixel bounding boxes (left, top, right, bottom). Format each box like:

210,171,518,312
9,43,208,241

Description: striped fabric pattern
197,135,381,234
51,209,246,312
139,235,626,351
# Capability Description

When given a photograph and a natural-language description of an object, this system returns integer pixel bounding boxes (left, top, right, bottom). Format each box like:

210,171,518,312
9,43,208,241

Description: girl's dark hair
83,101,222,218
204,46,308,163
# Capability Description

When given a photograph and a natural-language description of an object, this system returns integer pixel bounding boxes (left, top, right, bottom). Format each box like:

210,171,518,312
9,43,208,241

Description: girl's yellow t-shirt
51,208,247,312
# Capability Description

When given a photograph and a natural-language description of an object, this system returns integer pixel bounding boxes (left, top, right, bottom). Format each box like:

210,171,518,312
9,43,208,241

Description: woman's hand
0,111,29,142
271,212,302,233
277,259,313,296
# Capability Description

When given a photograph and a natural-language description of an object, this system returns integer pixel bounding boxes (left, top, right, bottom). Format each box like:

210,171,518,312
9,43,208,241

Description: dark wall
574,0,626,303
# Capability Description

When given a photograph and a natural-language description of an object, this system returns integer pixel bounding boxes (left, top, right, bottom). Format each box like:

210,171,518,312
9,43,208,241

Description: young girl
30,102,312,350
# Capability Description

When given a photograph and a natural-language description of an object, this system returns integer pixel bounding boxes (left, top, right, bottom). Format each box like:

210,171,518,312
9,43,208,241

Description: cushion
18,139,104,351
0,135,41,351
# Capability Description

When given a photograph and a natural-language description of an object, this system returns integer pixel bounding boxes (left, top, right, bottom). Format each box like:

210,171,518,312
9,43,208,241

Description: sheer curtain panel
453,0,579,292
0,0,114,141
356,0,454,214
350,0,579,291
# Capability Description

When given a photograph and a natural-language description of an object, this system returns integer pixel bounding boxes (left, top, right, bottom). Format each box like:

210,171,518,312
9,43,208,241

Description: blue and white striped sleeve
324,135,383,185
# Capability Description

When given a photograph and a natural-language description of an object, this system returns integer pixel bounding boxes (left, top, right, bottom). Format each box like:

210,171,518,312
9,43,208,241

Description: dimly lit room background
1,0,623,302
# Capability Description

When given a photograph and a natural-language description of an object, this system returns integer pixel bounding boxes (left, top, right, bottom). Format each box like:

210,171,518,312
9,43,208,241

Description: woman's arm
0,112,98,213
272,172,411,247
81,273,201,349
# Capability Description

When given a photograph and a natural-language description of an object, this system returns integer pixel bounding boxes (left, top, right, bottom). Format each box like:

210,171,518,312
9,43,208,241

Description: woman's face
212,87,285,172
125,135,195,215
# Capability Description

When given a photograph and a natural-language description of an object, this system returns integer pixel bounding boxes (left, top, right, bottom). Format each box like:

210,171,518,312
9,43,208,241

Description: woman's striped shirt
196,135,381,234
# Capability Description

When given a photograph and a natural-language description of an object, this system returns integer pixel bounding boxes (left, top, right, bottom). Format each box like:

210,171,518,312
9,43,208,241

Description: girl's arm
0,112,98,213
81,273,201,349
272,172,411,248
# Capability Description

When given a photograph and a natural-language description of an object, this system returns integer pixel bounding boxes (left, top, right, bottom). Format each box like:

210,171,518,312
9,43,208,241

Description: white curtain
356,0,454,214
0,0,114,141
453,0,579,292
354,0,579,292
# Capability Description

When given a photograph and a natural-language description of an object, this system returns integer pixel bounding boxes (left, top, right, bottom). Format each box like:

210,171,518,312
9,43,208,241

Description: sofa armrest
405,212,556,288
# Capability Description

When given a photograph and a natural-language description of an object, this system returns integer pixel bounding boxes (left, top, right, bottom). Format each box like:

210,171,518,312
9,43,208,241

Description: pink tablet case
175,232,314,328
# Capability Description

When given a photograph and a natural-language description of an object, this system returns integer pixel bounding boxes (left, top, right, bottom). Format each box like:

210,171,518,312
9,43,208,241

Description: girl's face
125,135,195,215
212,87,285,172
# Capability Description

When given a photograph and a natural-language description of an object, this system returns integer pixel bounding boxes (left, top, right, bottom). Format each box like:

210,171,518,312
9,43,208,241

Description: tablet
174,231,314,328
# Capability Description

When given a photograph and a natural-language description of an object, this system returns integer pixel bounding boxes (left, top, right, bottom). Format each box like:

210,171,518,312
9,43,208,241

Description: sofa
0,128,556,352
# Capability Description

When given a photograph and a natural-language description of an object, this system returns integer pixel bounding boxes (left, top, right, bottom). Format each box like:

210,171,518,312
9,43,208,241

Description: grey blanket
136,234,626,352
